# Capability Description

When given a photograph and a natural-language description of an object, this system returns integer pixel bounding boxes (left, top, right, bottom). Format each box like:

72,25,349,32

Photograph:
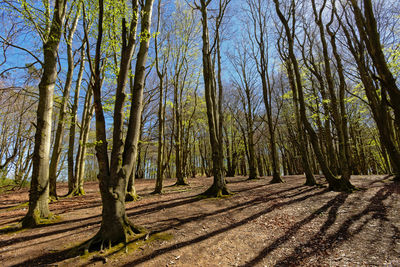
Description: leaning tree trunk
22,0,67,227
274,0,354,192
285,61,316,186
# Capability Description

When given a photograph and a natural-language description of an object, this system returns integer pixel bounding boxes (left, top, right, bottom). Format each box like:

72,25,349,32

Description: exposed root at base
0,222,23,234
173,181,189,186
125,192,140,202
270,177,285,184
76,223,148,255
328,180,358,193
198,184,233,198
20,214,61,228
49,196,58,202
304,180,318,186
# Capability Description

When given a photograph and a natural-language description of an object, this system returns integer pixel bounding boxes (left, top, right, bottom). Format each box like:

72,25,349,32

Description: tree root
199,183,233,198
270,175,285,184
21,213,60,228
304,179,317,186
76,221,147,254
174,180,189,186
125,192,140,202
73,187,85,196
328,178,357,193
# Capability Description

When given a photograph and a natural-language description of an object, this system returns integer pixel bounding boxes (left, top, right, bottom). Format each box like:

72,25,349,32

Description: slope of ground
0,175,399,266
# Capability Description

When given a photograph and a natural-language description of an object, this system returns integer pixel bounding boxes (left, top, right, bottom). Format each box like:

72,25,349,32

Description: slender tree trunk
198,0,230,196
68,42,85,196
75,83,94,196
48,6,80,199
285,61,316,186
274,0,354,191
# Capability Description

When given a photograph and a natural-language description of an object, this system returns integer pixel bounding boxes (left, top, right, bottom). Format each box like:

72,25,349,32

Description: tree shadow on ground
120,188,328,266
1,182,309,252
242,192,349,266
10,183,320,266
246,183,395,266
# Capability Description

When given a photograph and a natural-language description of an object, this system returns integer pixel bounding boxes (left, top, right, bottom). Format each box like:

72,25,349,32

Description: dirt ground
0,175,399,267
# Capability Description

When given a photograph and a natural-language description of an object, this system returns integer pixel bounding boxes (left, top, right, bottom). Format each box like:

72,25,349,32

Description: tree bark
22,0,68,227
274,0,354,192
198,0,230,197
67,41,85,196
48,4,80,199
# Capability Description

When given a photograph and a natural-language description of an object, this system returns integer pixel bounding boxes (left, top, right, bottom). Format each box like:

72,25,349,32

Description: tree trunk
68,42,85,196
285,61,316,186
82,0,153,251
274,0,354,192
22,0,67,227
199,0,230,197
49,6,80,199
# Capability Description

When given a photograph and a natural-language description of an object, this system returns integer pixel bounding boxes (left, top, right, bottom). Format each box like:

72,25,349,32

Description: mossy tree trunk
82,0,154,250
22,0,68,227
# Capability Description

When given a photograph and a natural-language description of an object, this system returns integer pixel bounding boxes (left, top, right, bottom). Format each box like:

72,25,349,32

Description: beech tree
81,0,155,249
195,0,231,197
22,0,68,227
273,0,355,192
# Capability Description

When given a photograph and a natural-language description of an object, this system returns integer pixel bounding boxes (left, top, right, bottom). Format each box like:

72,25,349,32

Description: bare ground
0,175,399,267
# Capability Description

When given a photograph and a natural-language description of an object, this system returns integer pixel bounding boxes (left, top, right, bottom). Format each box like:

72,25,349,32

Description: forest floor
0,175,399,266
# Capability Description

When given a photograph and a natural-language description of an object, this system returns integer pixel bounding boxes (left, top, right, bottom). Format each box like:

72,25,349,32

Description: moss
6,201,29,211
39,214,62,225
0,223,24,234
126,192,140,202
77,231,174,265
166,187,193,193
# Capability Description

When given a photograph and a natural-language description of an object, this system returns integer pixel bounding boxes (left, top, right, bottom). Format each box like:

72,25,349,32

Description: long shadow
241,192,349,266
0,226,93,255
121,189,328,266
0,217,101,249
10,245,77,267
368,175,392,185
271,185,393,266
1,183,308,251
11,184,321,266
225,177,255,184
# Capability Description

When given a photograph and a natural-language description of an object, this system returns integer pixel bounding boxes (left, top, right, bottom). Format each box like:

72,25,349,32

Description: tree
49,1,82,199
246,0,283,183
22,0,68,227
349,0,400,180
273,0,355,192
81,0,155,250
196,0,231,197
